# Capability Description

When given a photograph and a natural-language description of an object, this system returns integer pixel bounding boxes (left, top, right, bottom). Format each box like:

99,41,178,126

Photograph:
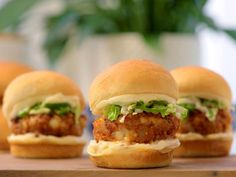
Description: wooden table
0,153,236,177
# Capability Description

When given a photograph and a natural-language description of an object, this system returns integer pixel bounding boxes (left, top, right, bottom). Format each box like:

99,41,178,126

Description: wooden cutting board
0,153,235,177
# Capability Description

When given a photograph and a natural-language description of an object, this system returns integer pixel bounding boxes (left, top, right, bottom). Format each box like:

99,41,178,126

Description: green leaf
0,0,39,30
129,101,178,118
178,103,196,112
133,101,169,116
146,100,168,107
17,107,30,118
223,29,236,41
74,106,81,124
44,103,71,109
201,99,224,109
177,103,196,121
17,101,80,121
146,106,168,117
44,9,80,67
104,100,187,120
180,108,188,121
30,102,42,110
206,108,218,121
44,103,72,115
39,0,236,64
179,97,223,121
104,105,121,121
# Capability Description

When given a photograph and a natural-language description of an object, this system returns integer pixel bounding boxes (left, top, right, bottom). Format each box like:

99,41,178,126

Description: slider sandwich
171,66,233,157
3,71,86,158
0,61,32,151
88,60,187,168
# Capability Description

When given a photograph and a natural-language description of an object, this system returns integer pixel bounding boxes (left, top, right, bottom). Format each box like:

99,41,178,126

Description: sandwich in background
88,60,187,168
0,61,32,151
171,66,233,157
3,71,86,158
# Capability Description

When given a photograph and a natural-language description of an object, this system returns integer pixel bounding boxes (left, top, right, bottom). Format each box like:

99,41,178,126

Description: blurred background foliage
0,0,236,65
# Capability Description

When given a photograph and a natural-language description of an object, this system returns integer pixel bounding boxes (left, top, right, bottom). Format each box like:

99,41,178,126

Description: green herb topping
103,100,187,121
17,102,81,124
177,97,225,121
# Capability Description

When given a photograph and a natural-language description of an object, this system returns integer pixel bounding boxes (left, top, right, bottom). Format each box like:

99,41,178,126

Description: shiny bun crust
0,61,30,150
174,138,232,157
90,148,173,168
89,59,178,115
0,108,10,150
0,61,32,96
171,66,232,108
9,142,84,158
3,71,85,119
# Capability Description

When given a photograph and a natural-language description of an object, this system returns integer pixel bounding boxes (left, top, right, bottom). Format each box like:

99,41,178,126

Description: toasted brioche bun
89,59,178,115
90,149,173,168
0,61,32,150
10,143,84,158
8,134,86,158
174,138,232,157
0,61,32,96
88,140,177,168
0,108,9,150
3,71,85,120
171,66,232,108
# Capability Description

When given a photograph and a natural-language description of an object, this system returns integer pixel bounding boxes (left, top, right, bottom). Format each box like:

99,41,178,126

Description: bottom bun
10,143,84,158
90,149,173,168
8,134,85,158
87,139,180,168
174,138,232,157
0,140,9,151
0,109,10,151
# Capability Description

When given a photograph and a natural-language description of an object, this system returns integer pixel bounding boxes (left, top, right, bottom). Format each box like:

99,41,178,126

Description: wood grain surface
0,152,235,177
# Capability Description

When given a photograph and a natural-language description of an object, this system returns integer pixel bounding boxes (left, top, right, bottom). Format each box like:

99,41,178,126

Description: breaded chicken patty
93,112,180,144
11,113,87,137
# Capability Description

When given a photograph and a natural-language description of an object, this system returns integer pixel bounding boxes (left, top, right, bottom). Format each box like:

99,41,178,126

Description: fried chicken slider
171,66,233,157
0,61,32,151
88,60,187,168
3,71,86,158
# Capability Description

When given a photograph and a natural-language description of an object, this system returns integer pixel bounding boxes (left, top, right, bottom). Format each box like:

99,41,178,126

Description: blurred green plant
0,0,38,30
0,0,236,66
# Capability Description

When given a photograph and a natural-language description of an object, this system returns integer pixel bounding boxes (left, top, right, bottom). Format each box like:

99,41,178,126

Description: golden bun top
3,71,85,119
89,59,178,115
0,61,32,96
171,66,232,108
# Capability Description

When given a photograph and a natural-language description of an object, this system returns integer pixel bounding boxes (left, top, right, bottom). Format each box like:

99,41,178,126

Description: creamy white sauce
29,107,50,114
10,93,80,119
8,133,86,145
43,93,79,107
95,94,186,123
179,92,231,109
177,96,221,121
87,139,180,156
177,97,208,113
94,94,176,114
119,115,126,123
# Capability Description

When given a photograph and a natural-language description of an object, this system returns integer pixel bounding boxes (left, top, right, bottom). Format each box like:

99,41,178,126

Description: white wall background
201,0,236,103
